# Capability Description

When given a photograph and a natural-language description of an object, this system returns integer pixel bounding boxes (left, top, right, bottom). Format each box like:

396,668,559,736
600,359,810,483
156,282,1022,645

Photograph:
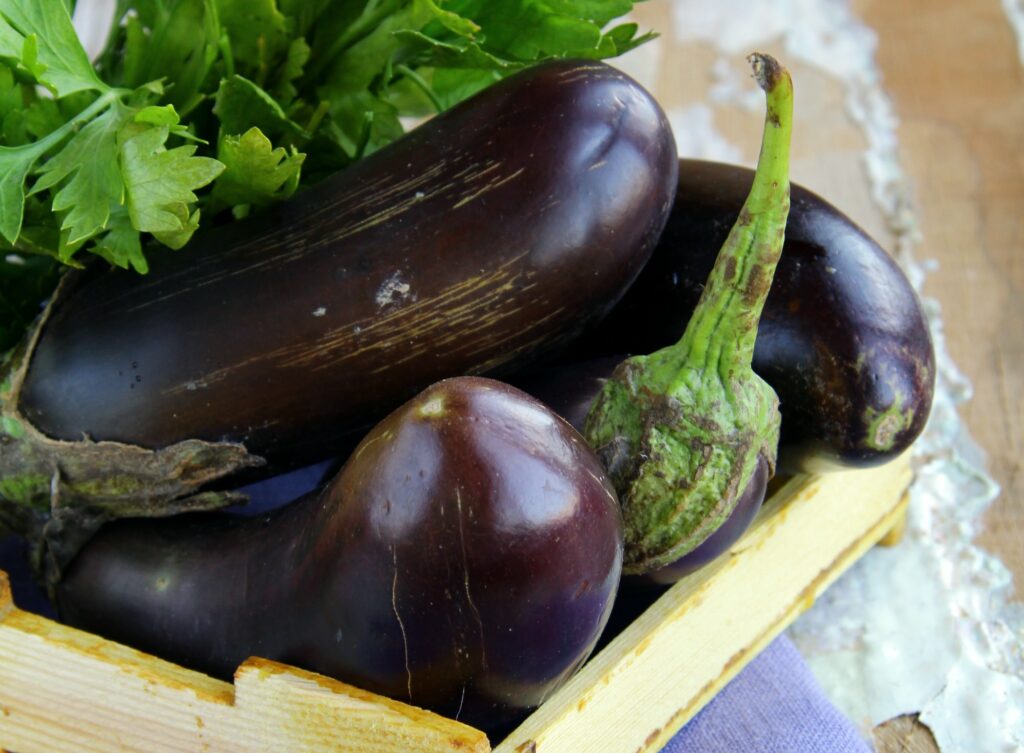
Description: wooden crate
0,457,912,753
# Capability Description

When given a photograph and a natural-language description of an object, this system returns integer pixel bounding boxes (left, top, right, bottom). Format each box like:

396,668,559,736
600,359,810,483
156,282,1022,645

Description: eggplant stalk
0,279,263,588
583,53,793,574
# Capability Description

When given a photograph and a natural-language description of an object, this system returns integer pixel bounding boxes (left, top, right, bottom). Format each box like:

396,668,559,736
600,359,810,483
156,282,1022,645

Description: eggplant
0,59,676,577
55,377,624,737
517,357,769,583
553,54,793,578
18,59,675,458
571,157,934,472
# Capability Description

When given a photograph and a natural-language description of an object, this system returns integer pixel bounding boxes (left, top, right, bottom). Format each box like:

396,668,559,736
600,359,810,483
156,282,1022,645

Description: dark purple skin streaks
56,377,623,737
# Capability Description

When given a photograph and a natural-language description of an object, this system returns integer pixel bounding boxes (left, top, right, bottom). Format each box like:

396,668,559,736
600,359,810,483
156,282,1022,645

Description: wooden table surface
855,4,1022,749
628,1,1023,750
860,0,1024,592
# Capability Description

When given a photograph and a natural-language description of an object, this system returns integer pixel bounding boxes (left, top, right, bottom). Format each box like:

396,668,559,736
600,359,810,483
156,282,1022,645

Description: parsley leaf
277,0,332,38
393,30,515,71
0,143,41,244
119,0,220,115
215,0,290,79
0,15,22,61
30,103,127,254
0,0,121,246
212,127,304,213
433,0,650,63
92,207,147,273
312,0,469,98
428,67,502,110
269,37,311,105
119,120,224,247
0,0,106,97
213,74,309,144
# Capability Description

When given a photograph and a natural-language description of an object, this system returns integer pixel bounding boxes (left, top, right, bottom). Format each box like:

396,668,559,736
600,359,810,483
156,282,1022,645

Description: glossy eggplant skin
572,159,935,472
19,60,677,466
56,377,623,736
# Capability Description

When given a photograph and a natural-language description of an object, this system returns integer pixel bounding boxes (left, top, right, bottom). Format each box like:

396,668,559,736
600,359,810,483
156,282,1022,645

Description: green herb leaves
301,0,652,157
30,102,125,253
0,0,227,271
0,1,105,96
212,128,303,214
213,75,309,145
0,90,120,249
119,118,224,255
0,0,650,349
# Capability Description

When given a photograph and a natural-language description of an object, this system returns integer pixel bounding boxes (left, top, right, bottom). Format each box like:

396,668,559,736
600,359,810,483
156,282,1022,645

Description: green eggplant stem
583,53,794,574
650,54,792,389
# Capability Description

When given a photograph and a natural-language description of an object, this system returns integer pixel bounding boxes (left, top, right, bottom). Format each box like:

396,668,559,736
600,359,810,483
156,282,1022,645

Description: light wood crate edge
494,455,913,753
0,457,911,753
0,582,488,751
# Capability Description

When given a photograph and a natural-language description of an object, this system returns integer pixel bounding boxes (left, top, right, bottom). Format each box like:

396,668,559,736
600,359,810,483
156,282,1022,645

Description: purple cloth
663,635,872,753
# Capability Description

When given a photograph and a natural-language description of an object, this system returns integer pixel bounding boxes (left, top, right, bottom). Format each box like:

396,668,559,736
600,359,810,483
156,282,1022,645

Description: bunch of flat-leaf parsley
0,0,651,350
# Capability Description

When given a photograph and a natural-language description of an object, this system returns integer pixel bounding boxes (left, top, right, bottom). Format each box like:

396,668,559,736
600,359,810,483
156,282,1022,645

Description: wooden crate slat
0,581,489,753
494,457,912,753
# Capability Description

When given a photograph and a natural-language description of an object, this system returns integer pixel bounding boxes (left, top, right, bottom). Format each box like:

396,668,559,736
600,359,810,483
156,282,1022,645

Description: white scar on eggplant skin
661,3,1024,751
456,488,487,671
391,546,413,702
375,272,413,309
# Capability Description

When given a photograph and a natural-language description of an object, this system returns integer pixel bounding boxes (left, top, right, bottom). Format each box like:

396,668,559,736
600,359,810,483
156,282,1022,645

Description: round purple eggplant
578,55,792,577
571,159,935,472
515,357,767,583
55,377,623,736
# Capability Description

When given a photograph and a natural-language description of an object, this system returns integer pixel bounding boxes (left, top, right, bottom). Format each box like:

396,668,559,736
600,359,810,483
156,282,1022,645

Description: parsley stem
219,33,236,79
304,100,331,137
395,64,443,113
26,90,123,159
354,111,375,160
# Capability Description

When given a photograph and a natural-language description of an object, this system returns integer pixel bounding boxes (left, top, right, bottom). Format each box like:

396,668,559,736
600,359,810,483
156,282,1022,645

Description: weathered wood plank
0,577,489,753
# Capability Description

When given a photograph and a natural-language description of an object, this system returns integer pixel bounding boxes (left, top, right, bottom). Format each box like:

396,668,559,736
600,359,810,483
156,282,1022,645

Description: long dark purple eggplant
569,159,935,472
56,377,624,737
0,59,676,579
22,59,677,457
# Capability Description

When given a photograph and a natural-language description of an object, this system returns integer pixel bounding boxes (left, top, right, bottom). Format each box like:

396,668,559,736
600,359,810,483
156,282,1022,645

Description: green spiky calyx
584,53,793,574
0,284,264,589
